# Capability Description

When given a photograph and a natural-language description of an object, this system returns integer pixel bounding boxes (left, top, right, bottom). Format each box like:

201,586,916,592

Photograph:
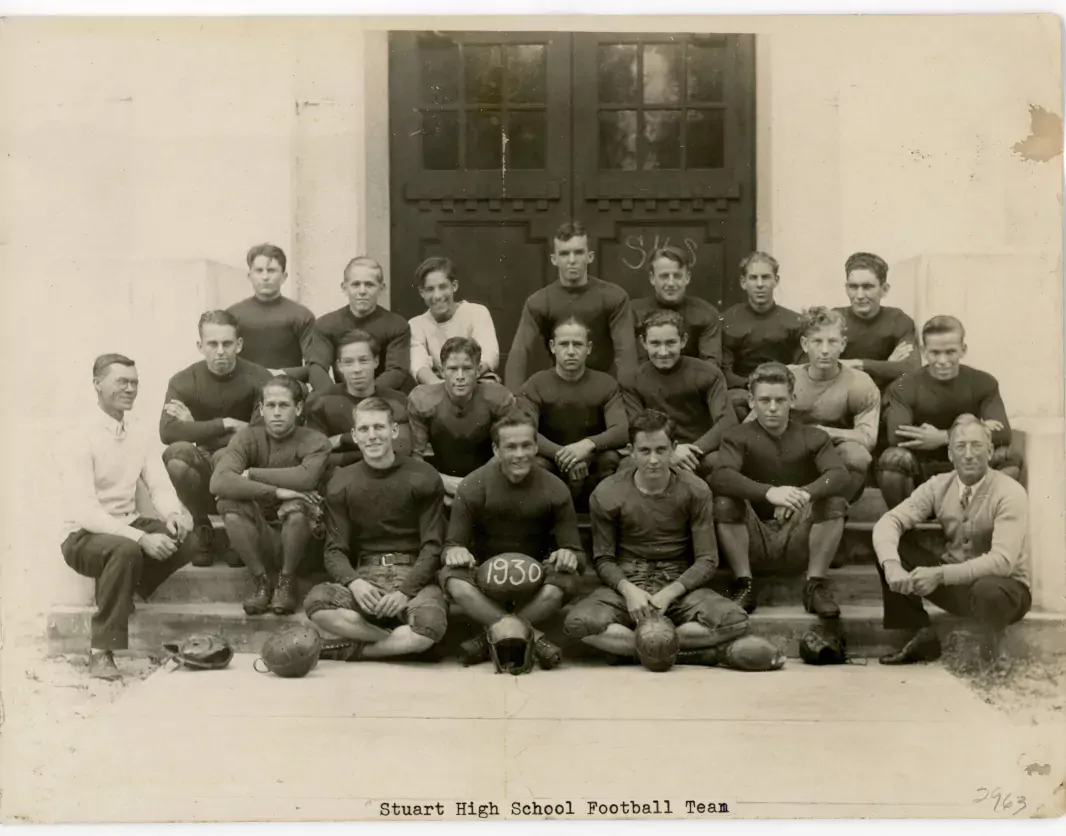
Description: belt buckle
379,553,395,568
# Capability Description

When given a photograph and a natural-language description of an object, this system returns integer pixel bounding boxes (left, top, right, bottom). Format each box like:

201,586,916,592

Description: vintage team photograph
0,11,1063,823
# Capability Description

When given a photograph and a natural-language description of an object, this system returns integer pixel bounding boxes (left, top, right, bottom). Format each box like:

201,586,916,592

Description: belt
358,553,416,568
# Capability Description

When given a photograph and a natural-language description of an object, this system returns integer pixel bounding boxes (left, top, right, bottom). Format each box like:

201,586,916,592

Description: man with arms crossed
62,354,199,680
711,362,852,617
564,410,749,666
303,398,449,662
873,414,1031,664
210,376,331,615
505,221,636,389
441,409,584,669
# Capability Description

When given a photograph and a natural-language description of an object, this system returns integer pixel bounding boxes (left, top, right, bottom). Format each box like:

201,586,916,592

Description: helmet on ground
476,553,546,603
163,633,234,671
718,635,786,671
256,624,323,678
486,614,536,676
634,613,680,672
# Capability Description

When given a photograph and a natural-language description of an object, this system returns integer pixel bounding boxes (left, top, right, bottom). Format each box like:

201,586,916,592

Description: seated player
710,362,852,618
209,376,331,615
835,252,920,391
721,251,802,420
441,409,584,669
159,310,273,564
873,414,1031,665
227,243,315,381
304,330,412,471
621,309,737,478
61,354,200,680
408,337,515,498
631,245,722,368
307,256,412,393
517,317,627,504
877,315,1021,508
408,256,500,385
564,410,750,666
304,398,448,661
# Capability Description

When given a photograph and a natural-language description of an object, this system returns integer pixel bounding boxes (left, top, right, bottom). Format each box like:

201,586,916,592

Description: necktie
960,485,972,511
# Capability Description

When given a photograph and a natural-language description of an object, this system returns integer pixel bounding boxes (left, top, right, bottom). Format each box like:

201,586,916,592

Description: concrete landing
4,656,1064,822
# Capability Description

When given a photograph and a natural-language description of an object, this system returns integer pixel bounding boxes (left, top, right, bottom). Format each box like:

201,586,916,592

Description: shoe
243,574,274,616
222,549,244,568
879,627,942,665
729,577,758,614
89,651,122,681
676,647,722,667
604,653,639,666
803,577,841,619
271,574,299,615
190,521,216,567
533,636,563,670
977,630,1003,665
457,633,491,666
319,638,364,662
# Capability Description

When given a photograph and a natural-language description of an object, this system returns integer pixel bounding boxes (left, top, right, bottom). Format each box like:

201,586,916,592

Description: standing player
877,315,1021,508
408,337,515,499
517,317,628,503
227,243,315,381
408,256,500,385
710,363,852,617
621,309,737,478
441,410,584,669
307,256,412,393
505,221,636,389
209,376,331,615
721,252,802,420
160,310,273,564
564,410,750,665
303,398,449,662
631,245,722,368
835,252,920,390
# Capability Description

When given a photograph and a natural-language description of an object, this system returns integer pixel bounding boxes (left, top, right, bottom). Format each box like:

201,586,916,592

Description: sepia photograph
0,9,1063,824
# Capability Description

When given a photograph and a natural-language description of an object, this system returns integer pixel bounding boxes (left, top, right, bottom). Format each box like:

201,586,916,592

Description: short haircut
739,250,780,278
921,314,966,343
490,407,537,445
554,220,589,243
648,245,690,272
415,256,457,288
440,336,482,368
552,316,591,340
844,251,888,284
93,353,136,380
336,329,381,358
246,243,287,273
260,374,305,405
747,361,795,395
353,396,394,423
629,409,676,446
799,306,848,338
639,308,686,340
949,413,993,445
343,256,384,284
198,309,241,338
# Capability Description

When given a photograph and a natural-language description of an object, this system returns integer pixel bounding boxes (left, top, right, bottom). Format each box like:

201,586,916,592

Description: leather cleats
271,574,299,615
803,578,840,619
244,573,274,616
319,638,365,662
457,633,491,666
879,627,942,665
534,636,563,670
676,647,722,667
89,651,123,681
729,577,758,614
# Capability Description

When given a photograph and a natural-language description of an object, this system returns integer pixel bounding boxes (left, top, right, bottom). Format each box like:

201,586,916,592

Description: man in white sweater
408,256,500,385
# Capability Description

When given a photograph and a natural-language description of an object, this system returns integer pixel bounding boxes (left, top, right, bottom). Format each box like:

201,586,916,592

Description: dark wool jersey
159,358,273,452
304,384,412,467
308,305,411,393
631,295,722,367
227,295,315,373
322,456,445,596
504,277,637,388
210,424,332,501
885,366,1011,462
590,469,719,592
517,368,629,456
408,380,515,477
835,305,920,389
721,302,803,387
446,459,583,561
621,357,737,452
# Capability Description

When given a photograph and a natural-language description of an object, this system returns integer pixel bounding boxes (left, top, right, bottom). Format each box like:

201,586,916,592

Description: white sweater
408,301,500,383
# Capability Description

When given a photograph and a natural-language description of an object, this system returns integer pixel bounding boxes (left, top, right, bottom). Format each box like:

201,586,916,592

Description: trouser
727,388,751,422
61,517,198,650
833,439,873,503
534,450,621,508
162,442,227,520
875,530,1032,630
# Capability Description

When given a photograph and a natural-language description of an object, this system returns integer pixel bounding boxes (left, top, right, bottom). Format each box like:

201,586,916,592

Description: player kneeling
564,410,782,671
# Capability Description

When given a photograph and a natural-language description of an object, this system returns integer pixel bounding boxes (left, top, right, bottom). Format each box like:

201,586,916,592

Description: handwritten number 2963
973,787,1026,816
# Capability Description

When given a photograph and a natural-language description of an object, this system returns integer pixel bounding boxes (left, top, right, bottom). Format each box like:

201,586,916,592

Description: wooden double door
389,31,756,361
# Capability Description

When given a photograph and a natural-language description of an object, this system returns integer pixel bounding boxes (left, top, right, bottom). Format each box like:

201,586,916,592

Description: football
475,553,546,603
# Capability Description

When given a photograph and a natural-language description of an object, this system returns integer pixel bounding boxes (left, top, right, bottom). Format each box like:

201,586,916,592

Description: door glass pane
418,37,459,105
687,42,725,102
598,44,638,104
507,110,546,169
643,44,682,105
643,110,682,170
464,45,504,104
687,109,725,169
421,111,459,170
506,44,546,103
467,109,504,169
599,110,638,170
